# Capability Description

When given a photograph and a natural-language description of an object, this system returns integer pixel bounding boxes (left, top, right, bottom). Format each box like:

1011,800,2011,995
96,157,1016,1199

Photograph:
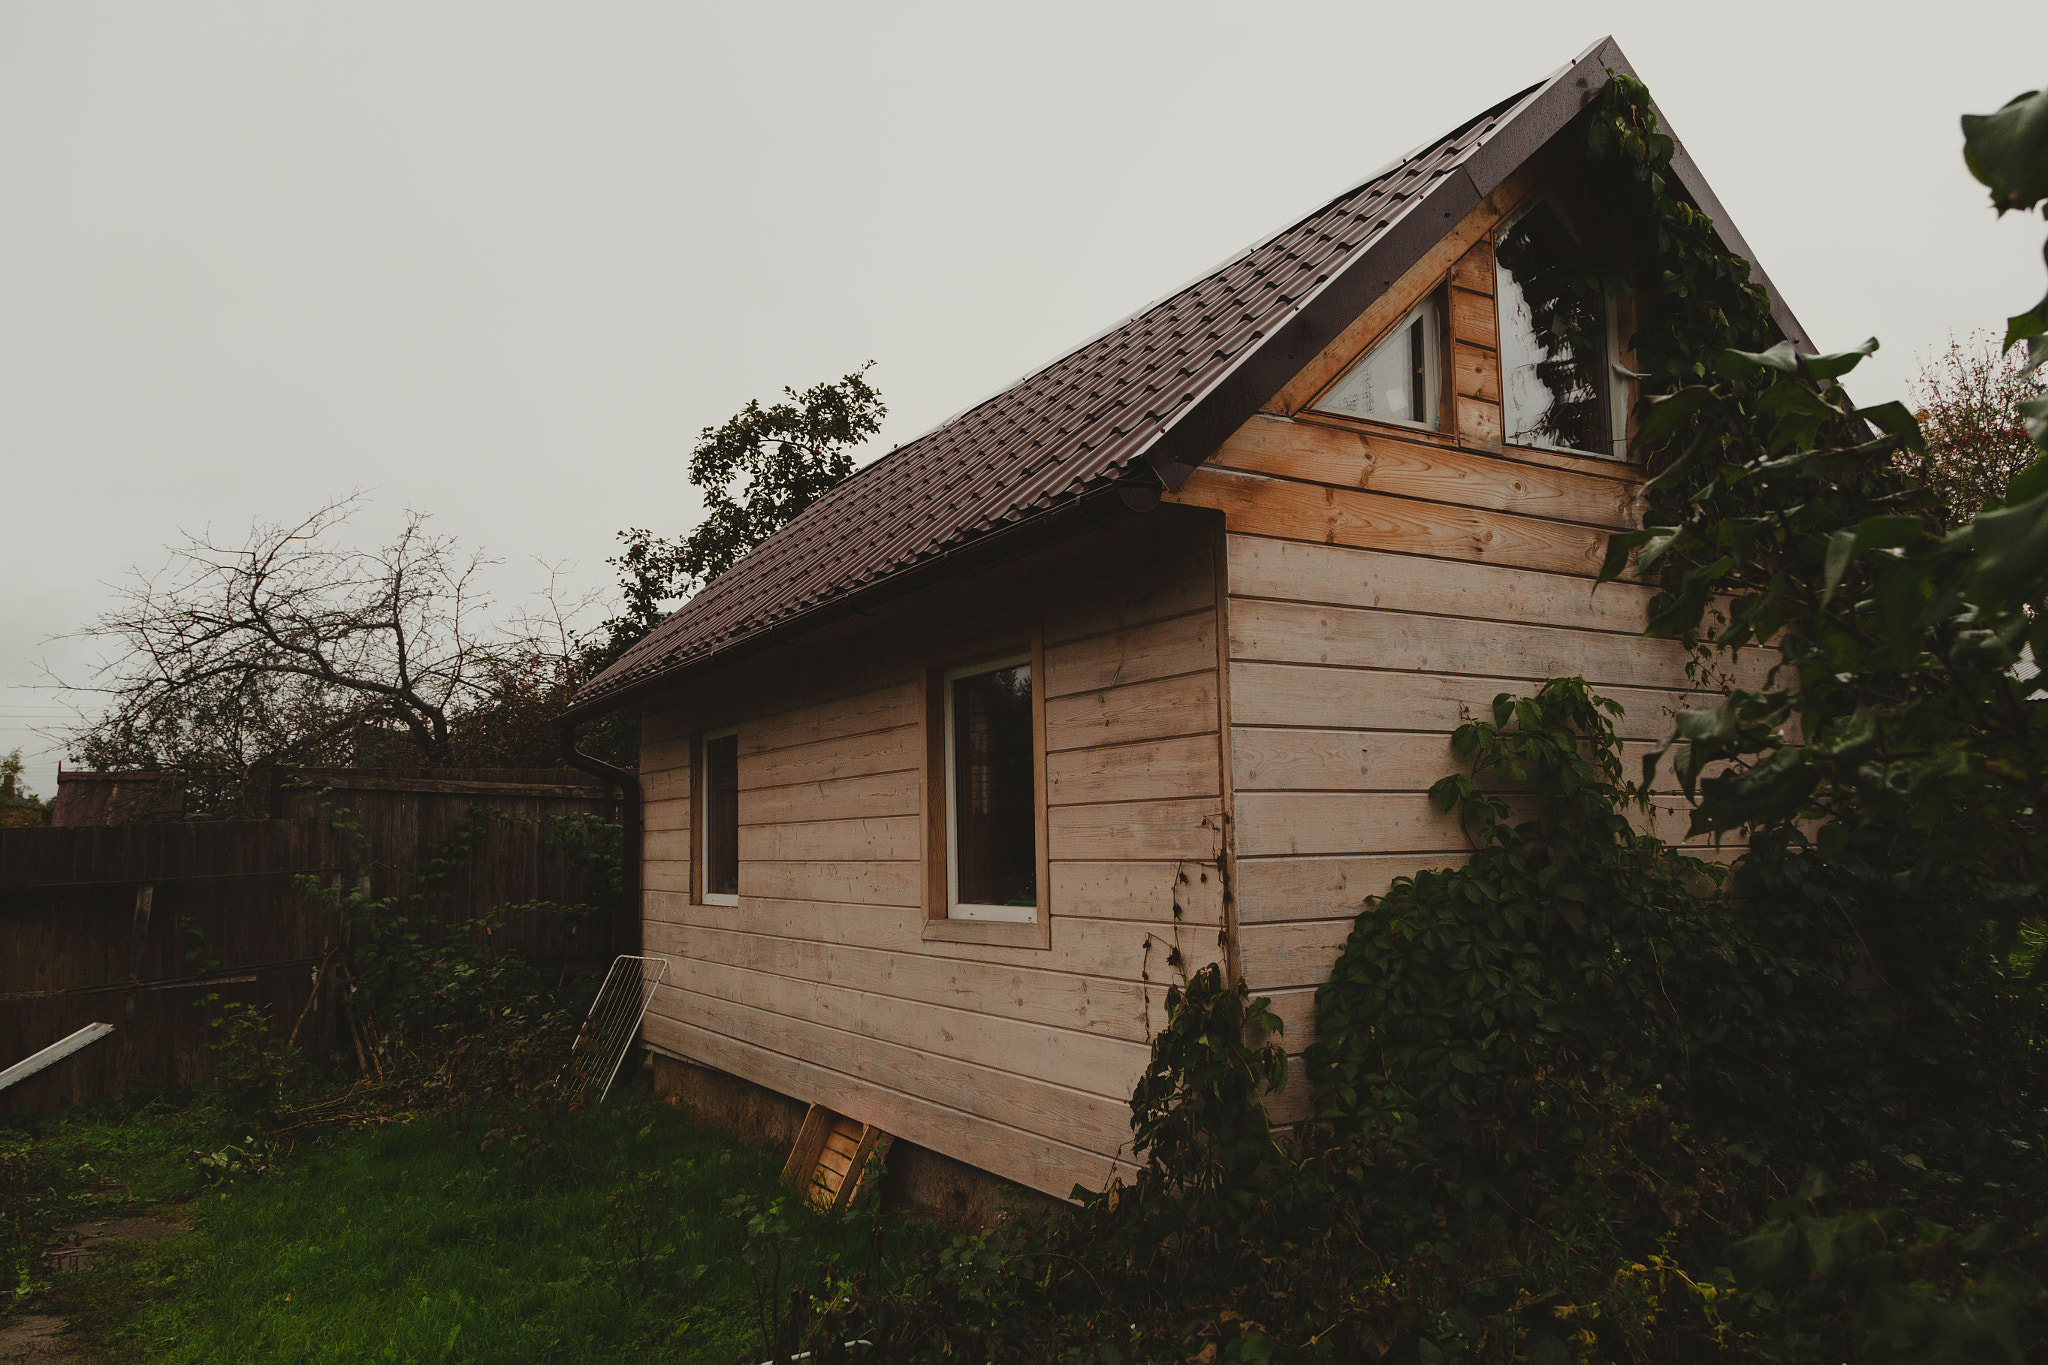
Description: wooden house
566,38,1812,1203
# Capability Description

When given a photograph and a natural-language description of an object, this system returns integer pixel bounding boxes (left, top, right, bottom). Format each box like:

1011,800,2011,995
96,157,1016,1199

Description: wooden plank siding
635,514,1229,1199
1167,403,1737,1093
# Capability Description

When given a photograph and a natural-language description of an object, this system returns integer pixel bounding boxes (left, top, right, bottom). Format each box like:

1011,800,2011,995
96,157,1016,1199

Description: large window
1496,200,1621,457
1313,293,1443,429
943,656,1037,922
701,726,739,906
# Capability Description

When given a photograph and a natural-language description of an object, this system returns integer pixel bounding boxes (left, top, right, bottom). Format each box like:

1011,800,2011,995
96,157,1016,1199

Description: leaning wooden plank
738,769,919,826
837,1125,894,1211
779,1103,835,1190
0,1023,116,1094
739,724,920,791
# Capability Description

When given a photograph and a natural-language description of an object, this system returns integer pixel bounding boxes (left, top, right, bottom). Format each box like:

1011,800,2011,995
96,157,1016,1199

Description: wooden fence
0,768,618,1112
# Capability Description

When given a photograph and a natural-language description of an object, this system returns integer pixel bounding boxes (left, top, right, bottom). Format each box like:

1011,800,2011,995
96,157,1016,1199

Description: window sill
703,893,738,907
921,916,1050,950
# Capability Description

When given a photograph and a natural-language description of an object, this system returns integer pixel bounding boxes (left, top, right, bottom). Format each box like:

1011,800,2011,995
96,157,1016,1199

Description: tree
1905,329,2047,522
589,365,885,671
67,496,579,801
0,749,45,828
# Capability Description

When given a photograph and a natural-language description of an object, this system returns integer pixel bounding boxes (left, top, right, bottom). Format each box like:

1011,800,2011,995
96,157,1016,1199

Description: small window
943,656,1037,922
701,726,739,906
1314,293,1442,429
1496,200,1619,456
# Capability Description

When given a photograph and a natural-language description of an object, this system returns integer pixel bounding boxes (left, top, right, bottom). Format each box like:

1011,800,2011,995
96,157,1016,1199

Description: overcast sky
2,2,2039,795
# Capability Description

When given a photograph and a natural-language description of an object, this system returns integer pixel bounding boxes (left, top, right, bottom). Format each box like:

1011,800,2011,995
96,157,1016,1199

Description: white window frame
942,653,1037,923
700,725,739,907
1309,292,1445,432
1495,195,1629,462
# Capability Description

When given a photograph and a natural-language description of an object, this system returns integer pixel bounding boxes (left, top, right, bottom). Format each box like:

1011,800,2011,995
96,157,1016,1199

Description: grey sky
2,2,2038,795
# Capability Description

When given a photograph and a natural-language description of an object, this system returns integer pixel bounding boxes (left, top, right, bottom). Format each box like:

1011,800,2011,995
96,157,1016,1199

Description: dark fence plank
1,769,616,1112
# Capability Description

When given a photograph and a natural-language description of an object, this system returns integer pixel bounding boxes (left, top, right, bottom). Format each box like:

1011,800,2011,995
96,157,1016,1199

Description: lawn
12,1081,930,1363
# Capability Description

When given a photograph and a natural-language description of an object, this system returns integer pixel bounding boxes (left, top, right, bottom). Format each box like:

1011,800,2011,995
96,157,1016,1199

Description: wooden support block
782,1103,897,1212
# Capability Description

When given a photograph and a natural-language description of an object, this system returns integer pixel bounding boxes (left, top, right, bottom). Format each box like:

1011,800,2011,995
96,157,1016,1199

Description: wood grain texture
742,859,922,908
1047,860,1227,925
1043,612,1217,699
738,816,921,863
1449,287,1498,349
1227,535,1653,633
1168,468,1609,579
643,1011,1128,1200
1456,396,1504,448
643,912,1156,1040
645,895,1224,998
1047,797,1225,862
741,725,918,791
1233,728,1704,795
1228,662,1724,741
1235,791,1724,857
740,685,920,758
1230,598,1700,687
1235,854,1439,924
648,946,1147,1102
1453,341,1501,404
739,770,919,826
1046,734,1221,807
1044,671,1219,753
1208,418,1636,529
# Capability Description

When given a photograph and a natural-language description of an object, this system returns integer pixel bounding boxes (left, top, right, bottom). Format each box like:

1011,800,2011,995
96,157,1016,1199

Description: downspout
558,717,642,958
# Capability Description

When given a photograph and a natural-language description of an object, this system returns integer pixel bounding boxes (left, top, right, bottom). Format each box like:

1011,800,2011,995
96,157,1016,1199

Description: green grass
22,1085,929,1363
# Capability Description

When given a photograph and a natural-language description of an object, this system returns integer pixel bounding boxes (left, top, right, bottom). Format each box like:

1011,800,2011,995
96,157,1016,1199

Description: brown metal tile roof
571,38,1811,716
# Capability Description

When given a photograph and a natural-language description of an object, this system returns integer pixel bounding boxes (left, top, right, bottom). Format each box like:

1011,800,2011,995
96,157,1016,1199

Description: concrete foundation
649,1050,1052,1229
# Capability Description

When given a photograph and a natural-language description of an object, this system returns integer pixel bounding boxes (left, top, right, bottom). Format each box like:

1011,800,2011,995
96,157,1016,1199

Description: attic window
1312,293,1443,429
1496,200,1621,457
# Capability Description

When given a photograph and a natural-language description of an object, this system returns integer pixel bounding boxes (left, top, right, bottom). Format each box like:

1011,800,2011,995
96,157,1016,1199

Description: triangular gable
571,36,1809,717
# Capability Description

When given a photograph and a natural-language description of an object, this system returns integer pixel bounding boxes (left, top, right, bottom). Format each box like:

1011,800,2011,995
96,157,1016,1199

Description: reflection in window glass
1497,202,1609,454
948,661,1036,914
704,730,739,899
1315,294,1442,428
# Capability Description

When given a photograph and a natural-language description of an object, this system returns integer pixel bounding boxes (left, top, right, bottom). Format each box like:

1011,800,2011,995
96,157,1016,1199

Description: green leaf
1719,340,1804,378
1855,400,1928,456
2021,395,2048,451
1963,87,2048,213
1823,529,1858,605
1596,527,1679,586
2006,452,2048,505
1799,337,1879,382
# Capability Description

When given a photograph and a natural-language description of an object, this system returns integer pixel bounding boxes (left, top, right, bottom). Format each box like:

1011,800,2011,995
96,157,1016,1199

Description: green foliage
592,365,886,672
1311,682,1731,1195
1727,1169,2048,1365
15,1093,928,1362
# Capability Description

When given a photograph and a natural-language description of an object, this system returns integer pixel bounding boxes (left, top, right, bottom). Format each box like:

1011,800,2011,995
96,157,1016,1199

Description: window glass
1497,201,1610,454
947,660,1036,917
1314,294,1442,428
703,730,739,900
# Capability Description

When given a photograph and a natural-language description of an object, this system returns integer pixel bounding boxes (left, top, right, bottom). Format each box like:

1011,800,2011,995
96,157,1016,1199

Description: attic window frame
1492,194,1632,461
1305,289,1450,433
